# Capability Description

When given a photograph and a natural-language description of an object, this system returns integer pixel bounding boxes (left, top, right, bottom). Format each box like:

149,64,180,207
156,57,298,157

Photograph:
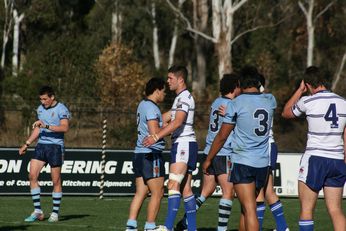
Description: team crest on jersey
299,167,304,174
51,112,55,117
180,149,185,156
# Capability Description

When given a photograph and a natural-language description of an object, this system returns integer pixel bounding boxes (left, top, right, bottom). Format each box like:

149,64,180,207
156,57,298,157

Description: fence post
99,118,107,199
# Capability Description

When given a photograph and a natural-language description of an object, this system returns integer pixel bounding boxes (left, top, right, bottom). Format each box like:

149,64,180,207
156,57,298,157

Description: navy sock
164,193,181,229
256,201,266,231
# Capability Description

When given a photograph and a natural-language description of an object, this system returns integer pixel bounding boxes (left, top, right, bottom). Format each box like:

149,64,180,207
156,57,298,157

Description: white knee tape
169,173,184,184
168,189,181,196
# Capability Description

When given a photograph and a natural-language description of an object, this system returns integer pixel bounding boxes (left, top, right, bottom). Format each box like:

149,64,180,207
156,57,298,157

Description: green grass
0,196,344,231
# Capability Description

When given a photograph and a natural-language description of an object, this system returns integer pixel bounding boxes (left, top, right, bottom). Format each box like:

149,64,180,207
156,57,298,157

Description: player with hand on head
143,65,198,231
19,86,70,223
203,66,277,231
125,77,167,231
255,74,289,231
175,73,240,231
282,66,346,231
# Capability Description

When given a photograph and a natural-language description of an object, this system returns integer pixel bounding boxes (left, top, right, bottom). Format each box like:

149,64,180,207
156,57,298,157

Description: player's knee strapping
168,173,184,196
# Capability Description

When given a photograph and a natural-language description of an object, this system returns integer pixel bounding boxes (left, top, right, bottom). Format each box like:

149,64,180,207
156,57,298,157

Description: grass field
0,196,344,231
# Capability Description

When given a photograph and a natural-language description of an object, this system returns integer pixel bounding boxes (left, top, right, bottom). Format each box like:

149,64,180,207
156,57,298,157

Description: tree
298,0,334,67
12,8,24,77
166,0,284,80
1,0,13,70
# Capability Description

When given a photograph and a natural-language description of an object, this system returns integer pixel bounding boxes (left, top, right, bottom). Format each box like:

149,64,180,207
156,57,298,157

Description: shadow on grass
198,229,238,231
58,214,90,221
198,228,274,231
0,225,30,231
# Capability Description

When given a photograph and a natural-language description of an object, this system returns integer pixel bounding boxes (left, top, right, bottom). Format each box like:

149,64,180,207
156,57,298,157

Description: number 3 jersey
224,93,277,168
204,96,233,156
292,91,346,160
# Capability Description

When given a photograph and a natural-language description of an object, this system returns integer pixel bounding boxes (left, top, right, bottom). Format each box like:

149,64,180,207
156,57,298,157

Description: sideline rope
99,119,107,199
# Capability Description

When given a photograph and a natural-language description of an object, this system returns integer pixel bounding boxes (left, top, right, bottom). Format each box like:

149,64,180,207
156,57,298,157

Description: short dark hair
304,66,330,89
39,86,55,97
145,77,165,96
168,65,188,82
239,65,261,89
258,74,265,88
220,73,240,96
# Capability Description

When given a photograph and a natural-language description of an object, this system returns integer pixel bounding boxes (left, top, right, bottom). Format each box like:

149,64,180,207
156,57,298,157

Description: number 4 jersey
224,93,277,168
292,91,346,160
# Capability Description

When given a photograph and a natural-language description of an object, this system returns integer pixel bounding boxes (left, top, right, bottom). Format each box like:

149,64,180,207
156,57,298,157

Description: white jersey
269,120,275,143
292,91,346,159
171,89,196,143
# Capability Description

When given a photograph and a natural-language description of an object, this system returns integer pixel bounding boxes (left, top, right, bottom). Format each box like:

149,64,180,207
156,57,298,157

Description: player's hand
19,144,28,155
32,120,46,129
299,80,307,93
142,135,155,147
202,159,211,175
218,105,226,116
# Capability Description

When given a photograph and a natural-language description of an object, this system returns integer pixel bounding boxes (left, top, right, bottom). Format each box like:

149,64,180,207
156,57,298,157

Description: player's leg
25,158,46,222
214,156,234,231
265,174,289,231
298,181,317,231
127,177,149,230
164,161,187,230
217,172,234,231
234,182,258,231
144,153,165,230
256,188,266,231
47,144,64,222
322,158,346,231
176,172,216,231
49,166,62,222
126,153,149,230
323,186,346,231
145,177,164,230
180,141,198,231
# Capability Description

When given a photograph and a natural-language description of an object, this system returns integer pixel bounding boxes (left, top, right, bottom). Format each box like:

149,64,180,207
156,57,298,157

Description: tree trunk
168,0,185,68
306,0,314,67
111,0,122,43
192,0,208,96
12,9,24,77
151,0,160,69
1,0,13,70
332,51,346,91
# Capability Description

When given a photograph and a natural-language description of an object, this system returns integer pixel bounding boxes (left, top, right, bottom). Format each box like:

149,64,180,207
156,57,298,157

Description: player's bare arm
32,119,69,133
162,110,171,125
203,123,234,174
282,80,307,119
143,110,186,147
19,127,40,155
147,119,161,136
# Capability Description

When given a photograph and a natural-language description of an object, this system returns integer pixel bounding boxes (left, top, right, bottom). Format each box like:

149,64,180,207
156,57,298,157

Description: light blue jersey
37,102,70,147
135,99,165,153
224,93,277,168
204,96,233,156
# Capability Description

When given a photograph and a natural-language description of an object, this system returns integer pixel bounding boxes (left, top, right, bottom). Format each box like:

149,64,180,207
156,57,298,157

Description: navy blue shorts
133,152,165,182
269,142,278,170
170,141,198,173
202,155,232,176
298,154,346,192
33,143,64,167
230,163,269,191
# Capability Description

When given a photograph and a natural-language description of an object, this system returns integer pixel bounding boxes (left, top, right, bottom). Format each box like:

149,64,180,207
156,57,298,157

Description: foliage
95,43,150,109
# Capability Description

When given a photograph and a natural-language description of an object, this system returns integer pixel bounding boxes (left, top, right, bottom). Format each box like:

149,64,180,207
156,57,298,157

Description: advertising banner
0,148,345,197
